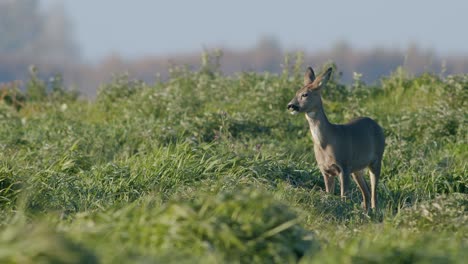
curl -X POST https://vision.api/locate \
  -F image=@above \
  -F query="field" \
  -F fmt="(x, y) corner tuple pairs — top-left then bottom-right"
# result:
(0, 57), (467, 263)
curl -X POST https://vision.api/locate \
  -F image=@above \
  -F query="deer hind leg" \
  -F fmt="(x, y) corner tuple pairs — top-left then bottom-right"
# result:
(368, 160), (382, 210)
(352, 170), (371, 210)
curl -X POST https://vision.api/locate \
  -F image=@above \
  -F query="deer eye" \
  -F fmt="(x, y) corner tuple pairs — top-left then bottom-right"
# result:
(301, 93), (308, 98)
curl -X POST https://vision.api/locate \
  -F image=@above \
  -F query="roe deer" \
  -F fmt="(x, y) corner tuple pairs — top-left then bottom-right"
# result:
(287, 67), (385, 210)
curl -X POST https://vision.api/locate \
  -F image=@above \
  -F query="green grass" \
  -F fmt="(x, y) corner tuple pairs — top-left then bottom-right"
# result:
(0, 59), (467, 263)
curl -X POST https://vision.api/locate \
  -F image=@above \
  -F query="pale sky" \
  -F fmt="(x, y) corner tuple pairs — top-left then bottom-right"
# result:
(42, 0), (468, 62)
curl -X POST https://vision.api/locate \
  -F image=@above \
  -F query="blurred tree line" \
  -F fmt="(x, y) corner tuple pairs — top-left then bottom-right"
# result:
(90, 37), (468, 95)
(0, 0), (78, 82)
(0, 1), (467, 97)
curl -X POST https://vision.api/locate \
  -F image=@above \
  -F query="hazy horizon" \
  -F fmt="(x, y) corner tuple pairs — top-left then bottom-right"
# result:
(41, 0), (468, 62)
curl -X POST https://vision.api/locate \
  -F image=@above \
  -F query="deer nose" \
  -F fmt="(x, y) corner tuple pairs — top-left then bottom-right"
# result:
(287, 103), (298, 111)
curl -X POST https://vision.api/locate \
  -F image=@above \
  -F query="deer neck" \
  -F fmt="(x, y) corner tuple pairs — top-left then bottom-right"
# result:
(305, 100), (333, 147)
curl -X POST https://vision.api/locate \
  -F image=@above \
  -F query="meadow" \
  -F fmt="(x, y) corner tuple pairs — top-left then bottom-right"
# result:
(0, 55), (467, 263)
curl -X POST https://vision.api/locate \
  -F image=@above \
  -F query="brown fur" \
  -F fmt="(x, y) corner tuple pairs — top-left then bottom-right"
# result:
(287, 67), (385, 210)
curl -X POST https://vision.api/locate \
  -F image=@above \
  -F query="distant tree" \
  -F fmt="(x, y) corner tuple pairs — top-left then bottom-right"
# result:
(36, 2), (80, 64)
(251, 36), (282, 72)
(0, 0), (79, 63)
(0, 0), (43, 55)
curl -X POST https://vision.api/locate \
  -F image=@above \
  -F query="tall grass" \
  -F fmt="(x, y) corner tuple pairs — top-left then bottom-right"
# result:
(0, 57), (466, 263)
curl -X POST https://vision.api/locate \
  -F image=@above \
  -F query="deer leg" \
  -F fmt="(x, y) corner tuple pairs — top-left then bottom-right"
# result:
(368, 160), (382, 210)
(352, 170), (371, 210)
(322, 172), (335, 194)
(339, 168), (351, 201)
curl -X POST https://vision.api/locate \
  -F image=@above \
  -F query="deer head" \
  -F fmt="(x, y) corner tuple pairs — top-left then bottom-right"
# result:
(287, 67), (332, 115)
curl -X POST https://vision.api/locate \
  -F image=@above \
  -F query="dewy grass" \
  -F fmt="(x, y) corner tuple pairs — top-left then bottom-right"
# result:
(0, 62), (467, 263)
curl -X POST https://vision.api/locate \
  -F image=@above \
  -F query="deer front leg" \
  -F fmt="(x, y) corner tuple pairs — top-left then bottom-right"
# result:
(322, 173), (335, 194)
(339, 168), (351, 201)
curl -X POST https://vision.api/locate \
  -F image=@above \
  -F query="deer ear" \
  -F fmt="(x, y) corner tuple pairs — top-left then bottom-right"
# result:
(314, 67), (332, 88)
(304, 67), (316, 85)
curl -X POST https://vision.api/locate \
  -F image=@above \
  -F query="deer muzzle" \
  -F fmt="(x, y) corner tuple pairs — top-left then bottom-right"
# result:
(287, 103), (300, 115)
(287, 103), (298, 111)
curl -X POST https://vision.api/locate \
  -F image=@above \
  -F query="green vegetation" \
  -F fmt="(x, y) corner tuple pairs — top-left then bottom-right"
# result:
(0, 57), (467, 263)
